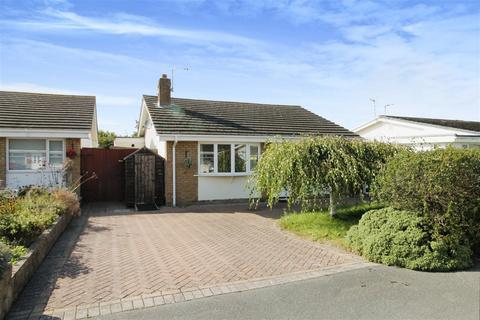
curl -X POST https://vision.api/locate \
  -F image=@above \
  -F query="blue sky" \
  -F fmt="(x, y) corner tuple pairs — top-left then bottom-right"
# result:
(1, 0), (479, 135)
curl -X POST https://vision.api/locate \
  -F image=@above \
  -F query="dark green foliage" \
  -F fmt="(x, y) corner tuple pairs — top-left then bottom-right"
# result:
(334, 202), (386, 222)
(347, 208), (473, 271)
(373, 147), (480, 248)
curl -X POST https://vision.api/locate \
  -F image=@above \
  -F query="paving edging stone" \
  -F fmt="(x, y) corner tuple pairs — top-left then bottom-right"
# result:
(40, 261), (373, 320)
(0, 212), (74, 318)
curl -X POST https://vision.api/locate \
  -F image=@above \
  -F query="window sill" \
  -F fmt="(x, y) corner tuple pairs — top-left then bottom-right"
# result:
(195, 173), (252, 177)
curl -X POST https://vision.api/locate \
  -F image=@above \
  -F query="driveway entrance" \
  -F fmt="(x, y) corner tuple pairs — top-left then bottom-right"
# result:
(9, 203), (365, 319)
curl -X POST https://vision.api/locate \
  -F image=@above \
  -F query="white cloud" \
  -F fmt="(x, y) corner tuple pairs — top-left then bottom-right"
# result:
(2, 9), (259, 46)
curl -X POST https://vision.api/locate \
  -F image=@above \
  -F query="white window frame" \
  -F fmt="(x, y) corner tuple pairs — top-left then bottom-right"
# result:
(199, 143), (215, 174)
(197, 143), (261, 176)
(6, 138), (65, 172)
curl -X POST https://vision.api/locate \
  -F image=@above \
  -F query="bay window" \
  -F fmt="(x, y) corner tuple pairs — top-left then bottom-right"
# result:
(8, 139), (64, 171)
(198, 143), (260, 175)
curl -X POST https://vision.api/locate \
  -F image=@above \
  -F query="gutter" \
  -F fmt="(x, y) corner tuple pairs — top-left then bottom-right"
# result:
(172, 135), (178, 207)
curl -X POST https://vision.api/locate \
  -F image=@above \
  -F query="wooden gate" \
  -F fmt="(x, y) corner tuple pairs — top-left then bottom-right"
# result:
(80, 148), (136, 202)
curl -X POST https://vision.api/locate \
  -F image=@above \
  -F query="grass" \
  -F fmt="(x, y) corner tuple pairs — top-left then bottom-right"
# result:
(279, 202), (384, 247)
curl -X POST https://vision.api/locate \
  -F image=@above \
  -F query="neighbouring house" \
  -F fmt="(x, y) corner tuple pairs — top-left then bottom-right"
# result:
(354, 115), (480, 150)
(0, 91), (98, 189)
(137, 74), (357, 207)
(113, 137), (145, 149)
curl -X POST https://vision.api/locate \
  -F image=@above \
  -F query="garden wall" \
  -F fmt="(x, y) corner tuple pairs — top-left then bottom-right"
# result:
(0, 212), (73, 318)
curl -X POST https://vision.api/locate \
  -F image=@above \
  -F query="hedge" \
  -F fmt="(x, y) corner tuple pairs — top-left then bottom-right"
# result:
(373, 147), (480, 249)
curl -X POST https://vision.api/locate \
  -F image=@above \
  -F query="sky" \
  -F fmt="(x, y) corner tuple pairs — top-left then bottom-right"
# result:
(0, 0), (479, 135)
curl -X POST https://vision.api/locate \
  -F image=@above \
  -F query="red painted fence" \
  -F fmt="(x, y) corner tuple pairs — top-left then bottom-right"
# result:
(80, 148), (136, 202)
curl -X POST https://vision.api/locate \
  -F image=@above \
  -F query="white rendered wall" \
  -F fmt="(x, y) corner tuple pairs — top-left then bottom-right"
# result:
(81, 138), (93, 147)
(356, 119), (480, 150)
(198, 176), (254, 201)
(6, 170), (64, 189)
(113, 137), (145, 148)
(144, 124), (166, 157)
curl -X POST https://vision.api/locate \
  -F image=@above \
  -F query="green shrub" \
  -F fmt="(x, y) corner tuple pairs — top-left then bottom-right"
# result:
(0, 242), (12, 276)
(0, 189), (68, 246)
(347, 208), (473, 271)
(373, 147), (480, 248)
(9, 245), (28, 264)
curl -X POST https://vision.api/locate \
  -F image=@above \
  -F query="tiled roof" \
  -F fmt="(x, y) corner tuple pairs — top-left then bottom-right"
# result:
(385, 116), (480, 133)
(143, 95), (357, 137)
(0, 91), (95, 130)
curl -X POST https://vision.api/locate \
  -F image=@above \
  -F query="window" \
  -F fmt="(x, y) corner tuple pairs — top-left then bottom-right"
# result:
(199, 143), (260, 175)
(217, 144), (231, 173)
(249, 145), (259, 170)
(49, 141), (64, 166)
(199, 144), (214, 173)
(8, 139), (64, 171)
(235, 144), (246, 172)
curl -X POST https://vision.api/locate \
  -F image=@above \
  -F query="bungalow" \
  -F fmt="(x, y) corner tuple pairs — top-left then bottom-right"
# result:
(0, 91), (98, 189)
(355, 115), (480, 150)
(137, 75), (357, 206)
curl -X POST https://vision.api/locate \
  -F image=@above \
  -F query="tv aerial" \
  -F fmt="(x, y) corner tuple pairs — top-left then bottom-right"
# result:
(171, 66), (190, 93)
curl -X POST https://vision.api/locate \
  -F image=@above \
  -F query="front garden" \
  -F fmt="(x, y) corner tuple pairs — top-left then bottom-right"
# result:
(250, 137), (480, 271)
(0, 187), (80, 275)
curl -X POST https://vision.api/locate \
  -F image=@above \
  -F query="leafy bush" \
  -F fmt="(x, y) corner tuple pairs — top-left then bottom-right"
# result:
(373, 147), (480, 248)
(9, 245), (28, 264)
(347, 208), (473, 271)
(0, 242), (12, 276)
(0, 188), (79, 246)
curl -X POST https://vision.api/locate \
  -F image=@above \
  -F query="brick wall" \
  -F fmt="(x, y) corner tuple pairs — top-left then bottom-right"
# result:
(0, 138), (5, 189)
(165, 141), (198, 206)
(65, 138), (81, 192)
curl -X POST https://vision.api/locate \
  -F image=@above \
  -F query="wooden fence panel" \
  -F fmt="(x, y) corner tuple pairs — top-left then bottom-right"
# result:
(80, 148), (136, 202)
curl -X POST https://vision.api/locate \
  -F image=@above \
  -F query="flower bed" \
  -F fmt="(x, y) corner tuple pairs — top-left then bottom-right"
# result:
(0, 187), (80, 318)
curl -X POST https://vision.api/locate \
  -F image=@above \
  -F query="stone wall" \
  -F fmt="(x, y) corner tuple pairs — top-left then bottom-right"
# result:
(0, 138), (5, 189)
(65, 138), (81, 191)
(165, 141), (198, 206)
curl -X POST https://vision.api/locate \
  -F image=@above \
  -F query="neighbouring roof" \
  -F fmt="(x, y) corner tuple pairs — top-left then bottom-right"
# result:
(0, 91), (96, 130)
(384, 115), (480, 133)
(143, 95), (357, 137)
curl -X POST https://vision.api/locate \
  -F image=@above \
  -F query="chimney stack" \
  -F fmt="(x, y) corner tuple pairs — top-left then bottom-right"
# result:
(158, 74), (171, 106)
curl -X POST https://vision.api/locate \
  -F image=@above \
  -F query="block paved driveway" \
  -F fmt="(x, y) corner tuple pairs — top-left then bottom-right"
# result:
(9, 202), (363, 319)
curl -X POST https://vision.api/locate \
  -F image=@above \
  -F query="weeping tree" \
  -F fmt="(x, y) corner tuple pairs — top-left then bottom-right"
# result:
(249, 136), (406, 216)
